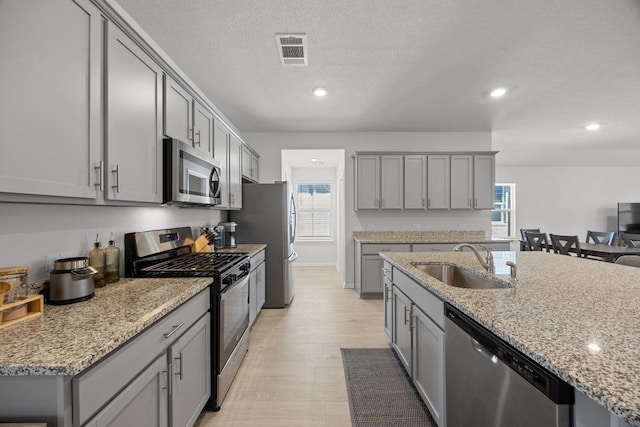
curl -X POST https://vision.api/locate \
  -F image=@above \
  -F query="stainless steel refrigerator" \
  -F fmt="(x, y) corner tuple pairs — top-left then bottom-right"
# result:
(230, 182), (298, 308)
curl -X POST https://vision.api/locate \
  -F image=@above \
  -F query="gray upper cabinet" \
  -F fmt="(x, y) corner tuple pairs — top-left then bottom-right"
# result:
(193, 100), (214, 157)
(0, 0), (102, 199)
(241, 145), (260, 182)
(474, 155), (495, 209)
(163, 76), (193, 144)
(450, 155), (473, 209)
(228, 134), (243, 209)
(404, 155), (427, 209)
(106, 23), (163, 203)
(427, 155), (450, 209)
(356, 155), (380, 210)
(213, 119), (230, 209)
(381, 155), (404, 209)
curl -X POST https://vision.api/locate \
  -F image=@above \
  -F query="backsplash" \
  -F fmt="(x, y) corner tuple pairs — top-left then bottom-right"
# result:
(0, 203), (224, 282)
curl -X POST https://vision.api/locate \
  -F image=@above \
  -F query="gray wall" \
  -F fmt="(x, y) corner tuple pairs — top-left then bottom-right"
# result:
(244, 131), (494, 286)
(0, 203), (223, 281)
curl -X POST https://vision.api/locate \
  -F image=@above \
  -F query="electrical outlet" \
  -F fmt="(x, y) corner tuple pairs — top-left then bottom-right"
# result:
(458, 223), (467, 230)
(412, 224), (421, 230)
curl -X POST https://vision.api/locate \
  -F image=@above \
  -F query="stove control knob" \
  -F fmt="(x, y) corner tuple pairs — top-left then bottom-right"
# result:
(223, 274), (236, 285)
(240, 263), (250, 272)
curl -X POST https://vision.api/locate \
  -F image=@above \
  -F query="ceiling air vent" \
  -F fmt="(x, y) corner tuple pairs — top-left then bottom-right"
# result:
(275, 33), (308, 66)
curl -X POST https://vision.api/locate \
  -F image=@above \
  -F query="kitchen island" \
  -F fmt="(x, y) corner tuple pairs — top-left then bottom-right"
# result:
(353, 230), (511, 297)
(382, 250), (640, 426)
(0, 276), (211, 426)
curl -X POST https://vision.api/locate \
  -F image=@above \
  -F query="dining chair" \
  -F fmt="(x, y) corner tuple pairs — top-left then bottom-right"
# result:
(615, 255), (640, 268)
(520, 228), (541, 251)
(620, 232), (640, 248)
(525, 231), (550, 252)
(585, 230), (615, 245)
(550, 234), (581, 256)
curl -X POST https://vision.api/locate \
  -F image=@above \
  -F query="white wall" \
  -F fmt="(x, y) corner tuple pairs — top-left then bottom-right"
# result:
(0, 203), (223, 281)
(243, 131), (493, 286)
(496, 166), (640, 237)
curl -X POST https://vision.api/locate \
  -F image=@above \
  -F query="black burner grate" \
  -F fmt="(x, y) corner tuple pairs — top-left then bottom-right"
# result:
(140, 252), (246, 277)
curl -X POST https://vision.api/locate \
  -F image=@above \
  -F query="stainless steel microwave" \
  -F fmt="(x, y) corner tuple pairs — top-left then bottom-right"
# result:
(163, 138), (222, 206)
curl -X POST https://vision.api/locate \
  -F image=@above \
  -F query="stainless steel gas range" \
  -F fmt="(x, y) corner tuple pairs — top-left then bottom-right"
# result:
(124, 227), (250, 410)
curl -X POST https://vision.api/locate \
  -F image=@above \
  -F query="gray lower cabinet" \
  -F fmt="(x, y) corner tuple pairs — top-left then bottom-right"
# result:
(355, 243), (411, 298)
(412, 305), (445, 426)
(392, 286), (412, 371)
(74, 289), (210, 427)
(249, 250), (266, 327)
(383, 261), (393, 339)
(86, 355), (168, 427)
(392, 268), (445, 427)
(169, 315), (211, 427)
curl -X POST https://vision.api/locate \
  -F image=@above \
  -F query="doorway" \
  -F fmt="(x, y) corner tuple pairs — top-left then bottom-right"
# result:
(281, 149), (346, 282)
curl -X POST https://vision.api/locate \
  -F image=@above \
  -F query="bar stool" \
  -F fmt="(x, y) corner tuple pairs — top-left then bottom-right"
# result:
(525, 231), (550, 252)
(520, 228), (541, 251)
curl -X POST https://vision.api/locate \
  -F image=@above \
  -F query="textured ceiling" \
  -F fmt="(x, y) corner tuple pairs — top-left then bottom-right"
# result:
(115, 0), (640, 152)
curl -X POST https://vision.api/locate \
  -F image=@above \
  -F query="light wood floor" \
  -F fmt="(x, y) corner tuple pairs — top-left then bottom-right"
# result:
(195, 266), (389, 427)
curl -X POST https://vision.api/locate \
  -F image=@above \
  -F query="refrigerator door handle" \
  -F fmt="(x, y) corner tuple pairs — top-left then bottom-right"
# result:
(289, 250), (299, 262)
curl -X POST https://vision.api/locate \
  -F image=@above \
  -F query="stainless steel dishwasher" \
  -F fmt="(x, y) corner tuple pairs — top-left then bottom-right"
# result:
(445, 304), (574, 427)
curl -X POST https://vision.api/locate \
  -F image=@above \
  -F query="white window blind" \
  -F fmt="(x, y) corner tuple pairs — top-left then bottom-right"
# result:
(296, 183), (332, 240)
(492, 183), (516, 238)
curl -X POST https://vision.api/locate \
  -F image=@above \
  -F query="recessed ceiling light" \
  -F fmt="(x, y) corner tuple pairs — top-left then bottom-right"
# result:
(584, 123), (601, 131)
(312, 87), (327, 97)
(309, 157), (319, 163)
(490, 87), (508, 98)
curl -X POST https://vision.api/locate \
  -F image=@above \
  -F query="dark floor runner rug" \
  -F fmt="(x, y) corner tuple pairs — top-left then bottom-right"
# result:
(341, 348), (436, 427)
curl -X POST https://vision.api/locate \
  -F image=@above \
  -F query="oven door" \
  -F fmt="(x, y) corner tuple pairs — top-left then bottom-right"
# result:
(163, 138), (221, 206)
(217, 274), (249, 372)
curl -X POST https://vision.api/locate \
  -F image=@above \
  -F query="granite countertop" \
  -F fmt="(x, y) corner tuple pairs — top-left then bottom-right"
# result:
(0, 277), (211, 377)
(205, 243), (266, 257)
(353, 230), (509, 244)
(381, 251), (640, 426)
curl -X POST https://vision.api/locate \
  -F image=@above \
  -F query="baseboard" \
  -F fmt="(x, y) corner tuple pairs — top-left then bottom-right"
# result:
(294, 262), (338, 267)
(343, 282), (354, 289)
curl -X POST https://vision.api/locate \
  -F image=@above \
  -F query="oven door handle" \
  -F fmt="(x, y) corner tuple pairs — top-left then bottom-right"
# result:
(220, 274), (249, 296)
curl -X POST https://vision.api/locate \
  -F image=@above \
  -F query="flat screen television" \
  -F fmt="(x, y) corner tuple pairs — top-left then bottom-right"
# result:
(618, 203), (640, 234)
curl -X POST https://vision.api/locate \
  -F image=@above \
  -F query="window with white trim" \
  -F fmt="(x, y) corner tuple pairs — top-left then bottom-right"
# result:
(492, 183), (516, 238)
(296, 183), (332, 240)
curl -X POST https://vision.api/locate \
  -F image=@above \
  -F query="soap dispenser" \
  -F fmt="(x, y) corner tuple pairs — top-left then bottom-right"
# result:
(89, 234), (106, 288)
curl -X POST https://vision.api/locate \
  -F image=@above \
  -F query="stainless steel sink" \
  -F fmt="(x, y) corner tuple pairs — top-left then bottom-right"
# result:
(411, 263), (511, 289)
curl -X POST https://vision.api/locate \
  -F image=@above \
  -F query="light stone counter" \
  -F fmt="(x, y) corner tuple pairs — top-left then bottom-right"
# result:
(353, 230), (502, 243)
(381, 250), (640, 426)
(0, 277), (211, 376)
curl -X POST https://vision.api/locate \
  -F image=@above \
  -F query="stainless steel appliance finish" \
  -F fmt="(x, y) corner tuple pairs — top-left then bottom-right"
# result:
(218, 221), (237, 248)
(230, 182), (298, 308)
(163, 138), (222, 206)
(445, 304), (573, 427)
(48, 257), (96, 305)
(124, 227), (250, 411)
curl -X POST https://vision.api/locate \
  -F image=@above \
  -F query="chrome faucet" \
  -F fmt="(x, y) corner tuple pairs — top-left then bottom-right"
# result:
(453, 243), (495, 274)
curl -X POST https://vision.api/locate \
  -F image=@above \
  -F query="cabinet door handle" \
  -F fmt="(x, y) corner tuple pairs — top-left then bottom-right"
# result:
(381, 199), (385, 208)
(422, 198), (425, 207)
(410, 314), (416, 331)
(404, 306), (410, 325)
(188, 128), (194, 143)
(111, 165), (119, 193)
(384, 286), (392, 302)
(161, 369), (169, 390)
(375, 198), (379, 207)
(94, 161), (104, 192)
(428, 198), (431, 208)
(468, 198), (471, 207)
(195, 130), (201, 146)
(174, 351), (183, 381)
(474, 198), (478, 208)
(163, 322), (184, 339)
